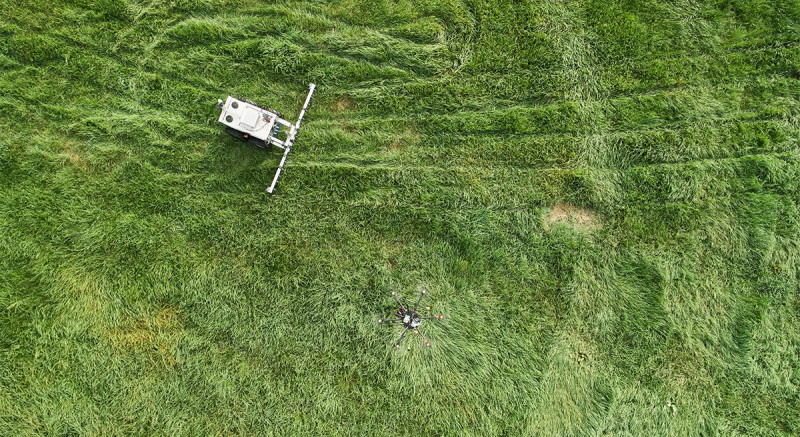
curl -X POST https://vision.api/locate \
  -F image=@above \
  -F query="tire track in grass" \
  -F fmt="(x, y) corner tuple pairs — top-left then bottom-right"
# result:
(43, 6), (351, 103)
(539, 0), (603, 106)
(42, 31), (227, 101)
(318, 107), (798, 139)
(31, 32), (792, 203)
(601, 39), (800, 71)
(232, 1), (457, 80)
(330, 75), (800, 129)
(309, 110), (798, 173)
(156, 17), (446, 79)
(108, 5), (446, 110)
(333, 39), (799, 112)
(284, 150), (798, 197)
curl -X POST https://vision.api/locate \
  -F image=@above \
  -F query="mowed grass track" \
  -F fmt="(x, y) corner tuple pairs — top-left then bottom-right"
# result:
(1, 0), (799, 434)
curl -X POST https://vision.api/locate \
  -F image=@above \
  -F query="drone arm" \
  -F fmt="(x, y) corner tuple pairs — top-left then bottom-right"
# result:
(391, 291), (405, 310)
(416, 328), (431, 347)
(394, 327), (409, 347)
(413, 289), (426, 310)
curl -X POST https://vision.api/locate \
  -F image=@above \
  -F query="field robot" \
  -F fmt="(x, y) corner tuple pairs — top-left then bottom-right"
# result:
(215, 83), (315, 193)
(378, 289), (444, 348)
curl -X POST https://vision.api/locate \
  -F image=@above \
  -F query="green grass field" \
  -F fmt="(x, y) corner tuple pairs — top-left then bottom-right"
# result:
(1, 0), (799, 434)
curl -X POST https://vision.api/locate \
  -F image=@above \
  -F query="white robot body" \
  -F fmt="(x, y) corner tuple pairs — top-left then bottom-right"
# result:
(216, 83), (315, 193)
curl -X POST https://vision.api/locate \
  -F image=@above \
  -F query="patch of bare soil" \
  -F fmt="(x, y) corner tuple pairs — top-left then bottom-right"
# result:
(545, 203), (599, 230)
(107, 307), (184, 367)
(390, 126), (420, 150)
(336, 97), (352, 111)
(63, 141), (88, 170)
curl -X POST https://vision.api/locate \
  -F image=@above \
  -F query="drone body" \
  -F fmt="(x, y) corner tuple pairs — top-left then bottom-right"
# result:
(378, 289), (443, 348)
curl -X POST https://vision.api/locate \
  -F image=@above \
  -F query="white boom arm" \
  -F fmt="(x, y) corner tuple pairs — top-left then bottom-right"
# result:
(267, 83), (315, 194)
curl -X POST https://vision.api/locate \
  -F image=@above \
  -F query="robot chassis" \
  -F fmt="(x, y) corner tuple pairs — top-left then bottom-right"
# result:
(215, 83), (316, 193)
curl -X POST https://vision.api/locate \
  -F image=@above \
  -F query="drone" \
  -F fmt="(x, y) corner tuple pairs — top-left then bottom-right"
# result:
(378, 289), (443, 348)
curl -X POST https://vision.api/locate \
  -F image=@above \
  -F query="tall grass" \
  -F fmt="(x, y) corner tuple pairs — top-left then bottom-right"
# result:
(1, 0), (799, 434)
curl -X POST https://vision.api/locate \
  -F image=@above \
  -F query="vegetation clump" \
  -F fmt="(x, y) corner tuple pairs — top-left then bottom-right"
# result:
(0, 0), (799, 434)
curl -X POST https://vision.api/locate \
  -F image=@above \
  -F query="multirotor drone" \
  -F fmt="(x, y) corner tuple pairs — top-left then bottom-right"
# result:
(378, 289), (443, 348)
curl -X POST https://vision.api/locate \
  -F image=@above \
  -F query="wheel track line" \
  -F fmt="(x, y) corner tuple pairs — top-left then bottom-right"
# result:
(289, 150), (800, 174)
(328, 41), (800, 113)
(150, 4), (448, 78)
(35, 14), (800, 131)
(311, 114), (799, 144)
(319, 75), (800, 123)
